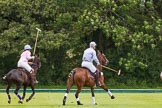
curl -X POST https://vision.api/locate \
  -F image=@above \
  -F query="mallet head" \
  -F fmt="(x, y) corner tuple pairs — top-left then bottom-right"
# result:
(160, 72), (162, 80)
(36, 27), (41, 32)
(118, 69), (121, 76)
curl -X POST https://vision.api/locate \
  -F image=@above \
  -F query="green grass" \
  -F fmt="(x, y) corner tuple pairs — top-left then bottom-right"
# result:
(0, 92), (162, 108)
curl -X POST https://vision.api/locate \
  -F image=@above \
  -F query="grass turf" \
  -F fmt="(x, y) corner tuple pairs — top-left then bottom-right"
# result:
(0, 92), (162, 108)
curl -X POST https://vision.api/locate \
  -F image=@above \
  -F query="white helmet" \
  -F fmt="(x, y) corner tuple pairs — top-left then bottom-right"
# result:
(89, 41), (96, 48)
(24, 44), (32, 50)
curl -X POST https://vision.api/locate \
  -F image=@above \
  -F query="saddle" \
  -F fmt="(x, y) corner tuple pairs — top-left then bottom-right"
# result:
(17, 67), (34, 83)
(17, 67), (27, 73)
(81, 67), (95, 80)
(17, 67), (31, 76)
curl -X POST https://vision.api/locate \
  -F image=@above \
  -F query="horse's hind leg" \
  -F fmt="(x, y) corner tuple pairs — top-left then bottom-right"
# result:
(75, 87), (83, 105)
(14, 84), (23, 104)
(6, 82), (12, 104)
(63, 78), (73, 105)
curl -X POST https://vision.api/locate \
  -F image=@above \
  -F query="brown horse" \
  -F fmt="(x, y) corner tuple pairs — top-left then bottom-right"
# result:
(63, 50), (115, 105)
(2, 55), (41, 104)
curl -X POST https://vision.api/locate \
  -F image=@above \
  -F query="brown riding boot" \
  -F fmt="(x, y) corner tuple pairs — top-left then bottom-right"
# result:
(30, 69), (38, 84)
(34, 77), (39, 84)
(95, 70), (101, 87)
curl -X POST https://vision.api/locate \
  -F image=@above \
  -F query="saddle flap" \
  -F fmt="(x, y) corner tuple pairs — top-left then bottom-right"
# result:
(81, 67), (95, 79)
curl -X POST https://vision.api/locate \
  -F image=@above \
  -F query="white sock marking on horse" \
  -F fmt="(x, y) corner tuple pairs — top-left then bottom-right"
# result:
(108, 90), (113, 97)
(76, 98), (80, 101)
(64, 93), (68, 97)
(92, 96), (96, 105)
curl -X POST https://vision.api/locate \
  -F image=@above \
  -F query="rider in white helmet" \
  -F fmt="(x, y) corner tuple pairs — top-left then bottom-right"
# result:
(17, 44), (38, 83)
(81, 41), (101, 86)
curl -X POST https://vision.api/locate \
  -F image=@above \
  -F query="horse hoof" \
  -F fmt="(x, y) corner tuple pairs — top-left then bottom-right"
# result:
(111, 95), (115, 99)
(78, 103), (83, 105)
(63, 101), (66, 105)
(8, 100), (11, 104)
(77, 102), (83, 105)
(26, 99), (30, 102)
(93, 103), (97, 105)
(18, 100), (23, 104)
(77, 101), (83, 105)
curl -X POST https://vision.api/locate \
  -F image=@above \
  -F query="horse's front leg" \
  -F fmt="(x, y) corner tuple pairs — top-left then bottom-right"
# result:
(26, 84), (35, 102)
(22, 85), (27, 100)
(91, 87), (97, 105)
(100, 85), (115, 99)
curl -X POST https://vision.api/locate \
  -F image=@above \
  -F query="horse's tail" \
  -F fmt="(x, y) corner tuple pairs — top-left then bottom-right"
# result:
(2, 70), (13, 80)
(68, 69), (76, 78)
(2, 73), (10, 80)
(67, 69), (76, 86)
(2, 75), (7, 80)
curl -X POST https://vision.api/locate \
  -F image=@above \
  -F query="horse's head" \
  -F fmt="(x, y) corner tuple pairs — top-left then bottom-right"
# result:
(97, 50), (109, 66)
(32, 55), (41, 69)
(97, 50), (109, 86)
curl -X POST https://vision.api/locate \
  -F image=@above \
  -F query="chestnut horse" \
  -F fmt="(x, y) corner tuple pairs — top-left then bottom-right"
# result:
(63, 50), (115, 105)
(2, 55), (41, 104)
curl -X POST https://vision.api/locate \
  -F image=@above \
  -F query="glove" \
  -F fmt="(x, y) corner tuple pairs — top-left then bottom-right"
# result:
(31, 56), (35, 59)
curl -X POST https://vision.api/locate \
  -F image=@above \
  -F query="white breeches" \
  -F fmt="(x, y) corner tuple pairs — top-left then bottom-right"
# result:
(17, 61), (32, 72)
(81, 61), (97, 73)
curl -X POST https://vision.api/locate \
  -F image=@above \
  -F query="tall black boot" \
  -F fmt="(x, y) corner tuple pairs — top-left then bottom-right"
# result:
(95, 70), (100, 87)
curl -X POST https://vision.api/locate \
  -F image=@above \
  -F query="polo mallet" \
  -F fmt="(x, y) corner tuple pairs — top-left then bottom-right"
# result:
(33, 28), (41, 55)
(102, 65), (121, 76)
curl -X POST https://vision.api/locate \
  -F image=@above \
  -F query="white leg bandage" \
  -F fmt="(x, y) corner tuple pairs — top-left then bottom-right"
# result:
(92, 96), (96, 105)
(76, 98), (80, 101)
(108, 90), (113, 97)
(64, 93), (68, 97)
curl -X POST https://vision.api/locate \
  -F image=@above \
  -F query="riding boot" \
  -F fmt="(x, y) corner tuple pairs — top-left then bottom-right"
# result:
(95, 70), (101, 87)
(34, 76), (39, 84)
(30, 69), (36, 84)
(32, 74), (38, 84)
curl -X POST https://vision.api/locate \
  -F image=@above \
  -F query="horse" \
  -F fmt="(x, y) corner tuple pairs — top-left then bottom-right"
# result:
(63, 50), (115, 105)
(2, 55), (41, 104)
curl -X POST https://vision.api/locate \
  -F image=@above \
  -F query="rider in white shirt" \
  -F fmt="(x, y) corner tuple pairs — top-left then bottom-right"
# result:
(81, 41), (101, 86)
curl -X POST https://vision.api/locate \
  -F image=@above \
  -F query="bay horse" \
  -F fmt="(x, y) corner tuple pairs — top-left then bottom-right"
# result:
(63, 50), (115, 105)
(2, 55), (41, 104)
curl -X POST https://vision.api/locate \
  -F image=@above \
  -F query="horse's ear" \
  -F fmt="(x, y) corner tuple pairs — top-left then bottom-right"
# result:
(97, 50), (103, 54)
(37, 54), (39, 57)
(34, 54), (38, 58)
(97, 50), (101, 54)
(100, 50), (103, 54)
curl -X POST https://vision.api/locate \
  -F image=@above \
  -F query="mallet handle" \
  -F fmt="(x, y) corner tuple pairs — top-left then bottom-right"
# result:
(33, 28), (41, 55)
(102, 65), (118, 73)
(101, 65), (121, 75)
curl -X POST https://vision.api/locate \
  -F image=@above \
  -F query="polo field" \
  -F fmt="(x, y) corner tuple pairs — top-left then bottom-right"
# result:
(0, 89), (162, 108)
